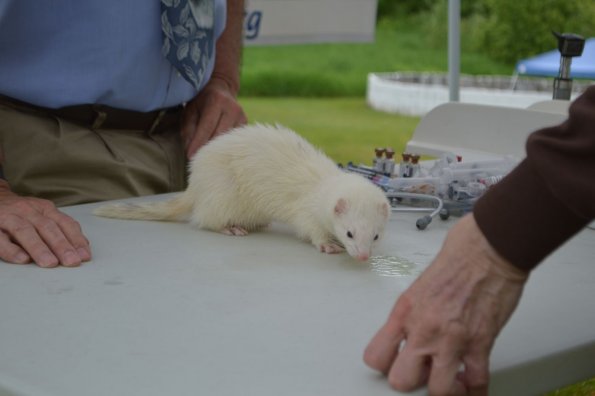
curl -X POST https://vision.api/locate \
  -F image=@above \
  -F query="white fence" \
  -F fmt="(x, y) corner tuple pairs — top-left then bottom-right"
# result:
(366, 72), (593, 116)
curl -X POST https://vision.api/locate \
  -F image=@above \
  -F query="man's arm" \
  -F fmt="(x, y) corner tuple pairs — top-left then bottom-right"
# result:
(210, 0), (244, 96)
(474, 85), (595, 271)
(182, 0), (248, 159)
(364, 86), (595, 395)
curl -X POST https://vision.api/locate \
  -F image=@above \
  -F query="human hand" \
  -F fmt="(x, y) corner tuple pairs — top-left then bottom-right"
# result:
(0, 193), (92, 268)
(363, 214), (529, 395)
(181, 76), (247, 159)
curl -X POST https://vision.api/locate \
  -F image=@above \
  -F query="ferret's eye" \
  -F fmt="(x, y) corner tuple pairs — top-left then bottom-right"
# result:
(374, 234), (379, 241)
(347, 231), (353, 239)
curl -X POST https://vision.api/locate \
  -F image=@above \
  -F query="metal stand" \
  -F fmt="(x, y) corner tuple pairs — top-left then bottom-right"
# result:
(552, 31), (585, 100)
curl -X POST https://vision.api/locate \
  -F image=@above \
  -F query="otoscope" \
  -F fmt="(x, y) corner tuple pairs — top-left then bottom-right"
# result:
(552, 31), (585, 100)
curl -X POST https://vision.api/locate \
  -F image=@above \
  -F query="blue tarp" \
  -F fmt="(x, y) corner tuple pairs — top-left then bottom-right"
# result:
(515, 38), (595, 79)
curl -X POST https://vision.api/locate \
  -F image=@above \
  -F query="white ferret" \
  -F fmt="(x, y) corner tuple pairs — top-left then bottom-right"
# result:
(94, 124), (390, 261)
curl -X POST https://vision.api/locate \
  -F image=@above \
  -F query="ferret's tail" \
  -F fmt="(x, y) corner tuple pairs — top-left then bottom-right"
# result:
(93, 194), (192, 222)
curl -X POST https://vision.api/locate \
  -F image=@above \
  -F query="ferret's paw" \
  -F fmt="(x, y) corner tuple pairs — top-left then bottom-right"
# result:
(221, 226), (249, 236)
(318, 243), (345, 254)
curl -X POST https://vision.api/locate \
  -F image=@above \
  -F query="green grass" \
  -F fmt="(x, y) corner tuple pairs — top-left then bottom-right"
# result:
(240, 17), (514, 97)
(239, 97), (420, 166)
(547, 378), (595, 396)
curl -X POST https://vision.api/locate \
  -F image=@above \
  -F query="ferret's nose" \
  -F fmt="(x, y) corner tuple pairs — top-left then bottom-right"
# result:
(356, 253), (370, 262)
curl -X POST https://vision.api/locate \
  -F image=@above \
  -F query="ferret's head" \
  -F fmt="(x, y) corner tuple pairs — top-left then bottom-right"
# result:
(331, 193), (390, 262)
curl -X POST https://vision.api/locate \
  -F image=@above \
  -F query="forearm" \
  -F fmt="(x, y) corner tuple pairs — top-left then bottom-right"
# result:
(474, 86), (595, 271)
(181, 0), (247, 157)
(211, 0), (244, 96)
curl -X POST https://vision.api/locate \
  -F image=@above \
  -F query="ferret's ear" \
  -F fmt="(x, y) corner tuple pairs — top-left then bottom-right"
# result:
(379, 202), (390, 218)
(334, 198), (349, 216)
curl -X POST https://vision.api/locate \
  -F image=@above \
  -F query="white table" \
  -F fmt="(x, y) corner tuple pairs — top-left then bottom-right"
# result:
(0, 195), (593, 396)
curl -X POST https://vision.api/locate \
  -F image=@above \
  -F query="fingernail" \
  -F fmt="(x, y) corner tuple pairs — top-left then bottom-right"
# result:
(63, 250), (81, 267)
(39, 252), (58, 268)
(14, 252), (30, 264)
(77, 247), (92, 261)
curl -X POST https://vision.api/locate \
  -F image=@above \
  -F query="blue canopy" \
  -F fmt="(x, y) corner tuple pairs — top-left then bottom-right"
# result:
(515, 38), (595, 79)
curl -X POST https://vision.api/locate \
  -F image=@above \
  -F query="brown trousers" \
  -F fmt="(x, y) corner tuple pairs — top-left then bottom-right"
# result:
(0, 101), (188, 207)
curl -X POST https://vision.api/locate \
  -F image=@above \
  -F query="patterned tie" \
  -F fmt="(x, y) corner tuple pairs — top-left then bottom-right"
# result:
(161, 0), (214, 90)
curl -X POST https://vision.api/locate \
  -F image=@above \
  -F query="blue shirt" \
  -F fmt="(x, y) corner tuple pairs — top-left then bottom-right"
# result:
(0, 1), (226, 111)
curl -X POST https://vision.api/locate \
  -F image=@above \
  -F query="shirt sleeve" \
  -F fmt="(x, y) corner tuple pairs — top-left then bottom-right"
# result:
(473, 85), (595, 272)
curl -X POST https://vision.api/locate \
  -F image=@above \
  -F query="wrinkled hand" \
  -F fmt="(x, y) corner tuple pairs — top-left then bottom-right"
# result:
(364, 214), (529, 395)
(0, 194), (92, 268)
(181, 76), (247, 159)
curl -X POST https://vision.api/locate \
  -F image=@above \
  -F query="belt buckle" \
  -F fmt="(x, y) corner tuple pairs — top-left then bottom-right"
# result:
(148, 109), (168, 134)
(91, 108), (107, 129)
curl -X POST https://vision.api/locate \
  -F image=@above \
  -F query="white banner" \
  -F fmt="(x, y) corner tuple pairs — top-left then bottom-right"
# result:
(243, 0), (378, 45)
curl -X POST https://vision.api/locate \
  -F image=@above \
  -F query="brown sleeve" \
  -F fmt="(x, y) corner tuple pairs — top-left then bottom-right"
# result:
(473, 85), (595, 272)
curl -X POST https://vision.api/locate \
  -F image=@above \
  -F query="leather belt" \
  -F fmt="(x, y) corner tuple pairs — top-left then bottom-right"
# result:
(0, 94), (183, 132)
